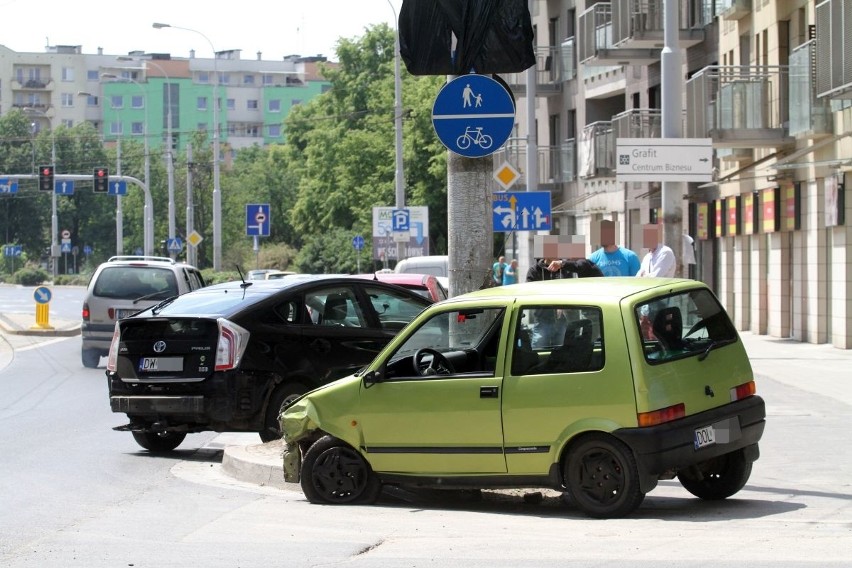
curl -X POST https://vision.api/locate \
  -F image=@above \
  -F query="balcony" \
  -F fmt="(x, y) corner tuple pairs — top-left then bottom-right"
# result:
(502, 46), (565, 97)
(612, 0), (708, 50)
(11, 77), (53, 90)
(716, 0), (751, 21)
(789, 40), (833, 139)
(612, 108), (662, 139)
(494, 139), (569, 190)
(578, 121), (616, 179)
(686, 66), (793, 149)
(815, 0), (852, 99)
(579, 3), (668, 66)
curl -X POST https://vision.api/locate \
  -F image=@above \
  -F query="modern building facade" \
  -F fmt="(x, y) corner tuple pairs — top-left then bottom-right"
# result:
(0, 43), (333, 158)
(504, 0), (851, 348)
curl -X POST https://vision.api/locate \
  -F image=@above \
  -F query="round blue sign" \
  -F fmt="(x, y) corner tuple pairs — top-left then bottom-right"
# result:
(33, 286), (52, 304)
(352, 235), (365, 251)
(432, 74), (515, 158)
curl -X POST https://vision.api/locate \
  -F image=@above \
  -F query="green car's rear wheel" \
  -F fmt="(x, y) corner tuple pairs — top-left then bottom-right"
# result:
(678, 449), (752, 500)
(300, 435), (381, 505)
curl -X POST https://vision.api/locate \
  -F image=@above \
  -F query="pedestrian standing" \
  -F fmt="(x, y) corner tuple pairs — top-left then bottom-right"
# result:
(492, 256), (507, 286)
(636, 225), (676, 277)
(502, 259), (518, 285)
(588, 220), (640, 276)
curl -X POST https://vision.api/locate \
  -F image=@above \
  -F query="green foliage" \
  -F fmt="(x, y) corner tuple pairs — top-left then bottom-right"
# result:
(200, 269), (241, 285)
(14, 266), (49, 286)
(255, 242), (299, 271)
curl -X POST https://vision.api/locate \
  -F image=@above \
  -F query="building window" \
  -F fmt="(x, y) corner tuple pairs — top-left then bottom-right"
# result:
(219, 72), (230, 85)
(61, 67), (74, 81)
(227, 99), (235, 110)
(197, 122), (208, 133)
(263, 74), (274, 85)
(87, 70), (99, 81)
(110, 121), (123, 135)
(131, 122), (144, 135)
(291, 99), (303, 107)
(247, 126), (259, 137)
(247, 99), (259, 110)
(85, 95), (99, 107)
(131, 95), (144, 109)
(62, 119), (74, 128)
(268, 124), (281, 137)
(268, 99), (281, 112)
(197, 96), (208, 111)
(111, 95), (124, 109)
(61, 93), (75, 107)
(199, 71), (209, 84)
(243, 74), (255, 85)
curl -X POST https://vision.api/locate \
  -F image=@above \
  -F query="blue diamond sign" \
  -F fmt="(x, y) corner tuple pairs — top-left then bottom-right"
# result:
(432, 74), (515, 158)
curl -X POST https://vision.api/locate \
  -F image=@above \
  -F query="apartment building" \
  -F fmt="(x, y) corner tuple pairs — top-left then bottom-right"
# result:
(504, 0), (851, 348)
(0, 44), (333, 158)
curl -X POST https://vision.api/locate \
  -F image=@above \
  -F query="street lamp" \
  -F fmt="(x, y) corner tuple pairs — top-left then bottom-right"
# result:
(153, 22), (222, 271)
(102, 73), (154, 256)
(119, 57), (177, 257)
(24, 107), (58, 277)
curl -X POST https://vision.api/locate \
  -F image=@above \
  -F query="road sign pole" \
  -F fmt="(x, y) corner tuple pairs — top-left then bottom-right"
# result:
(662, 0), (685, 276)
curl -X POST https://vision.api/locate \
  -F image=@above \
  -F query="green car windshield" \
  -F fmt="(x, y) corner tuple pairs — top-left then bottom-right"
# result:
(391, 307), (505, 360)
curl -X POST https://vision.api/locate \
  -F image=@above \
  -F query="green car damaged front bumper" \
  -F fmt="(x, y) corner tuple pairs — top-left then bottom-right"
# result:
(279, 397), (320, 483)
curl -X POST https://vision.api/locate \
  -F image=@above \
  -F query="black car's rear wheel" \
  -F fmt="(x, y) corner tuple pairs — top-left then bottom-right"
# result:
(678, 449), (752, 500)
(564, 433), (644, 518)
(300, 435), (381, 505)
(260, 383), (308, 443)
(131, 431), (186, 452)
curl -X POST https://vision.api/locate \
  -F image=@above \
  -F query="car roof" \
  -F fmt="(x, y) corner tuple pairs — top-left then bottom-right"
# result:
(444, 277), (701, 303)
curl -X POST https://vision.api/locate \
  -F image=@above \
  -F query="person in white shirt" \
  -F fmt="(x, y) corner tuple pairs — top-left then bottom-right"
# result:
(636, 224), (676, 277)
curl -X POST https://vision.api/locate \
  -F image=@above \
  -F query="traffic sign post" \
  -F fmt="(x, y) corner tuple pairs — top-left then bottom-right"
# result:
(246, 204), (271, 237)
(352, 235), (365, 273)
(432, 74), (515, 158)
(492, 191), (552, 232)
(32, 286), (54, 330)
(616, 138), (713, 183)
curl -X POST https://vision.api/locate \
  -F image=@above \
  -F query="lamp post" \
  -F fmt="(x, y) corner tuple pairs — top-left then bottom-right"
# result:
(119, 58), (177, 257)
(25, 108), (58, 277)
(386, 1), (406, 266)
(153, 22), (221, 271)
(79, 90), (123, 255)
(102, 73), (154, 256)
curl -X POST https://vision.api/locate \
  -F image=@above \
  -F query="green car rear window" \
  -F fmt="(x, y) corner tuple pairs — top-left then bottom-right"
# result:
(636, 288), (738, 363)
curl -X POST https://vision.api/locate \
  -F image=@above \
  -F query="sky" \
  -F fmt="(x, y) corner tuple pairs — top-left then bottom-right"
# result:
(0, 0), (402, 62)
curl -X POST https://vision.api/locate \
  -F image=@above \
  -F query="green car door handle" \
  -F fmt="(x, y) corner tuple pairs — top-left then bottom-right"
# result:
(480, 386), (499, 398)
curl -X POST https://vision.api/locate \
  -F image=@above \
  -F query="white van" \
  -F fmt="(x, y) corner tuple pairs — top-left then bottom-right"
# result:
(395, 255), (449, 290)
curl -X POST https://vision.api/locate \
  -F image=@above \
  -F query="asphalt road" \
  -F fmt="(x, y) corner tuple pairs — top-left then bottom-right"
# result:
(0, 284), (850, 567)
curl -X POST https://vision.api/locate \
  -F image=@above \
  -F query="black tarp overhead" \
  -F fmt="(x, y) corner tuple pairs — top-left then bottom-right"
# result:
(399, 0), (535, 75)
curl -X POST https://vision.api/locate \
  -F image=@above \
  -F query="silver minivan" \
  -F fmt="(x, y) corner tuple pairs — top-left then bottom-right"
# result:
(394, 255), (448, 290)
(81, 256), (205, 368)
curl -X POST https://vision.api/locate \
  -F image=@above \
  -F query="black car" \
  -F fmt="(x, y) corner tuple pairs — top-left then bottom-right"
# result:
(105, 275), (433, 452)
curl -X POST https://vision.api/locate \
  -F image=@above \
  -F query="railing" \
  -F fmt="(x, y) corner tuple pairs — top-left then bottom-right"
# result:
(562, 140), (577, 182)
(501, 46), (565, 91)
(789, 40), (833, 137)
(715, 0), (751, 20)
(495, 139), (569, 186)
(561, 37), (577, 81)
(612, 108), (662, 139)
(578, 122), (615, 179)
(12, 77), (52, 89)
(686, 65), (789, 143)
(578, 3), (614, 64)
(612, 0), (709, 46)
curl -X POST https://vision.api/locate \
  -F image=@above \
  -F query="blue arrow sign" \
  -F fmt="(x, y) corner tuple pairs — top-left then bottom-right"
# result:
(246, 203), (270, 237)
(55, 180), (75, 195)
(432, 74), (515, 158)
(108, 181), (127, 196)
(33, 286), (52, 304)
(167, 238), (183, 253)
(492, 191), (552, 232)
(352, 235), (365, 251)
(0, 178), (19, 194)
(83, 245), (93, 256)
(3, 245), (22, 257)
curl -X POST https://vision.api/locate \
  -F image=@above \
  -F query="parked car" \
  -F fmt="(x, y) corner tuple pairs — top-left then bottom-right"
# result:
(105, 275), (433, 452)
(265, 270), (297, 280)
(394, 255), (449, 291)
(354, 272), (448, 302)
(246, 269), (277, 280)
(280, 278), (766, 518)
(82, 256), (205, 368)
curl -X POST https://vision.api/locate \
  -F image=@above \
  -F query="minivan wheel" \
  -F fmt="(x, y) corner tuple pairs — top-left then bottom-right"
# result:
(564, 433), (644, 518)
(131, 431), (186, 452)
(678, 449), (752, 500)
(259, 383), (308, 443)
(300, 435), (381, 505)
(82, 349), (101, 368)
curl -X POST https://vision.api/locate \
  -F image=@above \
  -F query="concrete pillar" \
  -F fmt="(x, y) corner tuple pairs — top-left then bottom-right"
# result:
(766, 231), (791, 338)
(830, 171), (851, 348)
(718, 237), (736, 320)
(749, 234), (768, 334)
(803, 180), (828, 343)
(733, 235), (750, 330)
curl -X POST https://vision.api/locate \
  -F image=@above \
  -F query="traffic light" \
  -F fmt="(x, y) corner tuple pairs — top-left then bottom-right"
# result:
(38, 165), (54, 192)
(93, 167), (109, 193)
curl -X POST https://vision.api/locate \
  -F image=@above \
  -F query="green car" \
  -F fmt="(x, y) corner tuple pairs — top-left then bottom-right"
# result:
(280, 278), (766, 518)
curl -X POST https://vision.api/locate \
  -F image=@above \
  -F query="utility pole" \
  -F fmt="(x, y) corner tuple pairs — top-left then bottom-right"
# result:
(661, 0), (685, 275)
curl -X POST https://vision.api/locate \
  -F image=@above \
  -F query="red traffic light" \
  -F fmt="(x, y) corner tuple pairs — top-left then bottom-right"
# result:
(42, 167), (53, 176)
(93, 167), (110, 193)
(96, 169), (107, 177)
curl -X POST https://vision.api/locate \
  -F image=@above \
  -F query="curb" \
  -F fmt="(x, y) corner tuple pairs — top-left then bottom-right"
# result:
(221, 440), (293, 489)
(0, 313), (81, 337)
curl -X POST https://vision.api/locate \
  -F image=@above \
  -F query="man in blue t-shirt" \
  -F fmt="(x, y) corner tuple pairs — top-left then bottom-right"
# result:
(588, 221), (640, 277)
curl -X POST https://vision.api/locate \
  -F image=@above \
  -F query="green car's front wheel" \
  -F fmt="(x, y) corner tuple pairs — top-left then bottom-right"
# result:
(300, 435), (381, 505)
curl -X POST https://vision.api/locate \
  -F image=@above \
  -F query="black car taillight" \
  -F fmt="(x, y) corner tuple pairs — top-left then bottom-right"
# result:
(215, 318), (250, 371)
(106, 323), (121, 372)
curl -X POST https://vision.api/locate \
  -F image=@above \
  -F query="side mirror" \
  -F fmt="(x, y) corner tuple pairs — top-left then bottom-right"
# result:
(363, 368), (383, 386)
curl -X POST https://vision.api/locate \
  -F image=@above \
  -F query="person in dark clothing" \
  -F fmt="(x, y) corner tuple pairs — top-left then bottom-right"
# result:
(525, 257), (603, 347)
(525, 257), (603, 282)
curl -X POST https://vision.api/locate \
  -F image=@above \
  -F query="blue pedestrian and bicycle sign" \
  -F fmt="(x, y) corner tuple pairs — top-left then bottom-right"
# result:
(352, 235), (365, 251)
(246, 204), (271, 237)
(432, 74), (515, 158)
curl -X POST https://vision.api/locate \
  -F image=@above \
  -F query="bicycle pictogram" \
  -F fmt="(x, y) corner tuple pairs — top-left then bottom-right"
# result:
(456, 127), (493, 151)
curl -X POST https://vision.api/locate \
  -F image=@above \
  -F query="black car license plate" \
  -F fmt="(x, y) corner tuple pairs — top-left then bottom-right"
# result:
(138, 357), (183, 372)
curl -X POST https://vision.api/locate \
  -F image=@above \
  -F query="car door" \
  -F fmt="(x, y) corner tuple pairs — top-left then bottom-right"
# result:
(357, 305), (508, 475)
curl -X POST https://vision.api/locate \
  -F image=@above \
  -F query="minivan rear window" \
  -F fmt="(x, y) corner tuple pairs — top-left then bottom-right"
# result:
(93, 267), (179, 300)
(635, 288), (738, 363)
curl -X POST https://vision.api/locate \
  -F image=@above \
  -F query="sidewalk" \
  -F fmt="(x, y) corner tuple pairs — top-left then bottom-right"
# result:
(213, 330), (852, 491)
(0, 312), (81, 337)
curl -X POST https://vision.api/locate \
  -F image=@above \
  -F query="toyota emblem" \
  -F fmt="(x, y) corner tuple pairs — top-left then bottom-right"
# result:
(153, 341), (167, 353)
